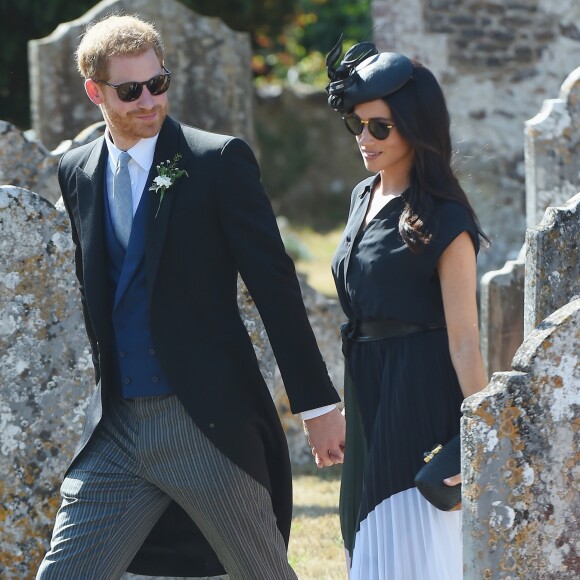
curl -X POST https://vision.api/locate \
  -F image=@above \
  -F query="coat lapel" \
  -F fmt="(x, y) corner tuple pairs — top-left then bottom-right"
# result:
(75, 138), (111, 341)
(144, 117), (185, 306)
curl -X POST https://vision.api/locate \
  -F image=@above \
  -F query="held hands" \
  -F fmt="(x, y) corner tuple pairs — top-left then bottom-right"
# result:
(444, 473), (462, 511)
(303, 407), (346, 468)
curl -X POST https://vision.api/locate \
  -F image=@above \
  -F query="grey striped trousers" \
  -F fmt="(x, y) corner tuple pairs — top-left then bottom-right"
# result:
(36, 393), (297, 580)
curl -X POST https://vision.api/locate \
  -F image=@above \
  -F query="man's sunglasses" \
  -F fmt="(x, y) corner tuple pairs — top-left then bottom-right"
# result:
(93, 66), (172, 102)
(343, 113), (394, 140)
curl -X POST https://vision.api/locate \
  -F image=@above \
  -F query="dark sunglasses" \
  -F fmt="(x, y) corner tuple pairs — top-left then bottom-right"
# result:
(343, 113), (394, 140)
(93, 66), (171, 102)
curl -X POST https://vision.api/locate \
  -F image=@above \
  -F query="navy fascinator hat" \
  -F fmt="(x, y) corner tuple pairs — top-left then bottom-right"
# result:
(326, 36), (414, 114)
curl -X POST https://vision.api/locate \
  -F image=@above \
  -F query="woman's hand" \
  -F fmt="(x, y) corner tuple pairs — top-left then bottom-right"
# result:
(444, 473), (462, 511)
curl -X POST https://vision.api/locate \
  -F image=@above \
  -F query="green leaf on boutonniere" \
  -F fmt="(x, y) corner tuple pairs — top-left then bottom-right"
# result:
(149, 153), (189, 218)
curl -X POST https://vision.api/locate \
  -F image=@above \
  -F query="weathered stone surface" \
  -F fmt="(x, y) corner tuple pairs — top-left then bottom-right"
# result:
(0, 122), (60, 204)
(236, 276), (275, 393)
(524, 192), (580, 335)
(0, 121), (107, 205)
(525, 66), (580, 227)
(461, 297), (580, 579)
(28, 0), (254, 151)
(0, 186), (93, 577)
(480, 255), (525, 375)
(372, 0), (580, 273)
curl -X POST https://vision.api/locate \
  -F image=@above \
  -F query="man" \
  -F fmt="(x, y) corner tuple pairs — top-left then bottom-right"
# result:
(37, 14), (345, 579)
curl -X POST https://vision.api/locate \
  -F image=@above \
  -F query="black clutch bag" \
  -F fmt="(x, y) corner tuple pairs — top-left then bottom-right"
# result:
(414, 433), (461, 511)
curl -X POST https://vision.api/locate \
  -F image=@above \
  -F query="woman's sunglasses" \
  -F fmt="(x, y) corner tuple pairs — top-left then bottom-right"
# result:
(93, 66), (172, 102)
(343, 113), (394, 140)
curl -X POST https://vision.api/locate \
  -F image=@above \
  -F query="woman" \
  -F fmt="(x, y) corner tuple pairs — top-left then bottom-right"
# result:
(326, 41), (489, 579)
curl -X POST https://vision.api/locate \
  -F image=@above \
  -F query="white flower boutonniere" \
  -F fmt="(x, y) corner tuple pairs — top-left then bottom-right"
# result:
(149, 153), (189, 218)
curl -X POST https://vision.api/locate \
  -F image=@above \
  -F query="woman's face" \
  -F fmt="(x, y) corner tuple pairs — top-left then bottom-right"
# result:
(352, 99), (414, 178)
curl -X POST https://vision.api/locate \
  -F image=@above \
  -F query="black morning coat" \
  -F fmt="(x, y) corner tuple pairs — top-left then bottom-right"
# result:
(57, 116), (340, 577)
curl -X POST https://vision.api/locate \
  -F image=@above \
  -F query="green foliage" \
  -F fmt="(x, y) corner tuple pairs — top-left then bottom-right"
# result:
(294, 0), (373, 54)
(253, 0), (373, 88)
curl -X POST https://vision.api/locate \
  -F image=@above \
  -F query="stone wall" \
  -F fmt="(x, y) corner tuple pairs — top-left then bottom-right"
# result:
(462, 297), (580, 578)
(372, 0), (580, 273)
(28, 0), (254, 151)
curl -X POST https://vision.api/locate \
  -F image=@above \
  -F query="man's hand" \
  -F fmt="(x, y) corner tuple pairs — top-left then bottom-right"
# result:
(303, 407), (346, 468)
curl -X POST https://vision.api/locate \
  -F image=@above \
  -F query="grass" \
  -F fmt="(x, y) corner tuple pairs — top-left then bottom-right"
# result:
(290, 226), (344, 298)
(289, 466), (346, 579)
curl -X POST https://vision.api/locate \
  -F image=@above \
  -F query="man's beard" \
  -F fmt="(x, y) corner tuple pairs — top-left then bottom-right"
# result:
(102, 100), (168, 143)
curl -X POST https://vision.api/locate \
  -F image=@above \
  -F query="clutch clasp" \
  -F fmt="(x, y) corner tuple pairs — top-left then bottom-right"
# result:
(423, 444), (443, 463)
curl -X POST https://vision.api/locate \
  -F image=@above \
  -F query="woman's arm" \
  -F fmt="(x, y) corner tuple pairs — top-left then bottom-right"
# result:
(438, 231), (488, 398)
(438, 231), (488, 500)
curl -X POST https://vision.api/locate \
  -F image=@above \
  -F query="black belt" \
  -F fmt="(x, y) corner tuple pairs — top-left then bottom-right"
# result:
(341, 319), (446, 342)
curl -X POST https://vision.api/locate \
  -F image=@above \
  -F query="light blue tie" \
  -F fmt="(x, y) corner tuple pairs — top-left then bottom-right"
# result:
(112, 151), (133, 248)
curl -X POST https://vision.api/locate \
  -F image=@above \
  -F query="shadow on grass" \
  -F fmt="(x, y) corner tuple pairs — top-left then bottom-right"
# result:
(292, 504), (339, 517)
(292, 463), (343, 481)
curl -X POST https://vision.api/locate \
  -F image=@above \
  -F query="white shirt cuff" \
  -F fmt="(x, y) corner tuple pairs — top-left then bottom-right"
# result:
(300, 404), (337, 421)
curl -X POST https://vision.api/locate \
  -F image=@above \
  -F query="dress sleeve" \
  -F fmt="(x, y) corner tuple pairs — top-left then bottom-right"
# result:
(429, 201), (480, 260)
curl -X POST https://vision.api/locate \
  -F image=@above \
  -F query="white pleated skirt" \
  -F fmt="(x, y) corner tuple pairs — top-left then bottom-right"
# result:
(348, 487), (462, 580)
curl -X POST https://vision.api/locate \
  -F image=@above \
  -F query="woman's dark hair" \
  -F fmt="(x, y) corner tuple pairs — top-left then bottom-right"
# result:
(383, 62), (489, 252)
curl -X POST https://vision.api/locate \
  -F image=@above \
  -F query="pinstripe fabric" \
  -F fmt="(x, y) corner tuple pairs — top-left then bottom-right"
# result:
(37, 394), (297, 580)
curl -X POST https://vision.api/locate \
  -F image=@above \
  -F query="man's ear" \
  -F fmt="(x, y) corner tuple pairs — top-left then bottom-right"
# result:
(85, 79), (104, 105)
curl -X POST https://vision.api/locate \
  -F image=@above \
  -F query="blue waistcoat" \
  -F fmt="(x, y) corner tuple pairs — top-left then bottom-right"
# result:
(104, 187), (173, 398)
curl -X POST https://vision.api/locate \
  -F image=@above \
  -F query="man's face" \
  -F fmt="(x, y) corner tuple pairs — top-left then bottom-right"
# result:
(86, 48), (169, 150)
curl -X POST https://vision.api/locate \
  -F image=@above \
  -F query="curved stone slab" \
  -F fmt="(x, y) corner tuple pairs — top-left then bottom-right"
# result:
(524, 192), (580, 335)
(0, 122), (60, 204)
(0, 186), (93, 576)
(525, 66), (580, 228)
(462, 298), (580, 578)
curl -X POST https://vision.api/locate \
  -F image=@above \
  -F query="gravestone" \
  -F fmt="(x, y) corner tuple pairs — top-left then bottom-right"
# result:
(525, 66), (580, 228)
(0, 186), (93, 577)
(0, 121), (106, 205)
(479, 256), (525, 377)
(524, 192), (580, 336)
(0, 122), (60, 204)
(479, 65), (580, 374)
(28, 0), (254, 151)
(462, 297), (580, 579)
